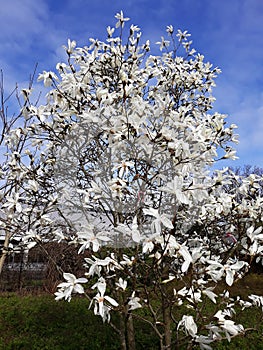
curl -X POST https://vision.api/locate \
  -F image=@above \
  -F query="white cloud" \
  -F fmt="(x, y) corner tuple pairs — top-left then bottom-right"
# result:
(0, 0), (48, 41)
(0, 0), (64, 90)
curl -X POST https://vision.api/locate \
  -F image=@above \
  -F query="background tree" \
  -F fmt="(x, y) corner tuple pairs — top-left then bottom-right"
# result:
(0, 70), (39, 273)
(0, 68), (65, 275)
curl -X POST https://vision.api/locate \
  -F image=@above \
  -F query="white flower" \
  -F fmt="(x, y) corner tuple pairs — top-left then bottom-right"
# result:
(194, 335), (213, 350)
(130, 24), (140, 34)
(77, 225), (111, 253)
(142, 237), (155, 254)
(205, 259), (247, 286)
(3, 193), (22, 213)
(203, 288), (218, 304)
(116, 278), (127, 291)
(22, 229), (41, 249)
(64, 39), (76, 55)
(120, 254), (135, 266)
(166, 25), (174, 35)
(143, 207), (173, 234)
(214, 311), (244, 341)
(113, 161), (134, 178)
(116, 217), (141, 243)
(128, 292), (142, 311)
(96, 87), (109, 101)
(221, 320), (244, 340)
(160, 177), (190, 204)
(223, 149), (238, 160)
(238, 299), (252, 310)
(178, 315), (198, 338)
(27, 180), (39, 192)
(131, 216), (141, 243)
(225, 261), (247, 286)
(179, 245), (193, 273)
(156, 36), (170, 51)
(90, 277), (119, 322)
(247, 226), (263, 242)
(29, 105), (50, 122)
(56, 62), (67, 73)
(85, 255), (122, 277)
(162, 275), (176, 284)
(115, 11), (130, 28)
(87, 180), (102, 200)
(108, 178), (127, 198)
(248, 294), (263, 311)
(55, 273), (87, 302)
(106, 26), (115, 37)
(21, 88), (32, 101)
(176, 29), (191, 41)
(54, 230), (65, 243)
(37, 71), (58, 87)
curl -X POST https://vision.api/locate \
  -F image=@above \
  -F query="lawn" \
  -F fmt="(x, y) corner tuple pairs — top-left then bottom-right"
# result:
(0, 274), (263, 349)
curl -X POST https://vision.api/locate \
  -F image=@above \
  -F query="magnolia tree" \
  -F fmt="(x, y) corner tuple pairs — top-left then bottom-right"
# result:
(2, 11), (263, 350)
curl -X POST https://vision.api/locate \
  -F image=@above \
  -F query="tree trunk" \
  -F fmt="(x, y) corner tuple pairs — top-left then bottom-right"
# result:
(163, 299), (172, 350)
(0, 233), (10, 275)
(119, 312), (127, 350)
(126, 313), (136, 350)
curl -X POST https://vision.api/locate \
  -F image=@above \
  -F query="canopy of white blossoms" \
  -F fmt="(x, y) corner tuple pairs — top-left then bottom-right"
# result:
(22, 11), (240, 248)
(1, 11), (263, 350)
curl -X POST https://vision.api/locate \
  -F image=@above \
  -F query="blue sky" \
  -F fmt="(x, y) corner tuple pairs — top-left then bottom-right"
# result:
(1, 0), (263, 169)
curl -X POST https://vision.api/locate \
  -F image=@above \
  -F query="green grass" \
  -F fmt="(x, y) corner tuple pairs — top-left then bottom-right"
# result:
(0, 273), (263, 349)
(0, 294), (162, 350)
(0, 294), (121, 350)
